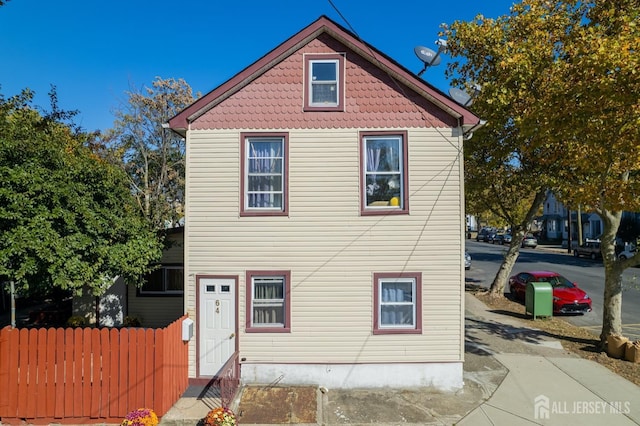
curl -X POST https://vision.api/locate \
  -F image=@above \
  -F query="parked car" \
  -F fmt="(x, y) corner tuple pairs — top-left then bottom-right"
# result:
(492, 233), (512, 245)
(476, 229), (489, 242)
(486, 233), (498, 243)
(573, 241), (601, 260)
(508, 270), (592, 314)
(521, 234), (538, 248)
(465, 251), (471, 270)
(617, 246), (637, 260)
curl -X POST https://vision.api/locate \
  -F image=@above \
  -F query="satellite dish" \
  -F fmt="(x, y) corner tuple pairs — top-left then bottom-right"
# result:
(449, 87), (473, 106)
(414, 46), (442, 67)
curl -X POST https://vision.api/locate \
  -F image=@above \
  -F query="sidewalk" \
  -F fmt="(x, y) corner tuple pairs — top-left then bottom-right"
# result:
(160, 290), (640, 425)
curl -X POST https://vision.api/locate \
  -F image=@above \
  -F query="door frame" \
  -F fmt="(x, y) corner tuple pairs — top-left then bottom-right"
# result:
(195, 274), (239, 378)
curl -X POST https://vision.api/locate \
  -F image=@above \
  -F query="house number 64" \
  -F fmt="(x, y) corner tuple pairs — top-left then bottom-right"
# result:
(215, 299), (220, 313)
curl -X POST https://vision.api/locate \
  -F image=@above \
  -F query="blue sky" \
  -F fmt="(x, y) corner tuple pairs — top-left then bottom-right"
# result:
(0, 0), (515, 132)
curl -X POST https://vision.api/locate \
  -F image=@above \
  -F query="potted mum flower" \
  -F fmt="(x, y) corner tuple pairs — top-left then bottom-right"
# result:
(203, 406), (237, 426)
(121, 408), (159, 426)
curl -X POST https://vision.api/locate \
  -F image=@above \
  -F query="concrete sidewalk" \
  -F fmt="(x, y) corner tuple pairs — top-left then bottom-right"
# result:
(160, 292), (640, 425)
(459, 294), (640, 425)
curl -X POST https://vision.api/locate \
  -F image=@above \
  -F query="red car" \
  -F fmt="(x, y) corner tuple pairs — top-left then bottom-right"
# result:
(508, 270), (592, 314)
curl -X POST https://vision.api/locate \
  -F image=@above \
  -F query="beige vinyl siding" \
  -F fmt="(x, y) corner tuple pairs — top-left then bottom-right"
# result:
(186, 127), (464, 367)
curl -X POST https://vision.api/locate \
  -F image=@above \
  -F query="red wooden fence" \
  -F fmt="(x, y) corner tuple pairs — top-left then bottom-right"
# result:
(0, 316), (189, 424)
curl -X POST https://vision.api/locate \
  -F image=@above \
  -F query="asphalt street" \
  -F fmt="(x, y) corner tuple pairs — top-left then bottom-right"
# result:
(465, 239), (640, 341)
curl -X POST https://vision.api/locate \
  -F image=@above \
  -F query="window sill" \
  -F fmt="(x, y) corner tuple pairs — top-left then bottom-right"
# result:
(303, 105), (343, 112)
(373, 328), (422, 335)
(246, 326), (291, 333)
(361, 208), (409, 216)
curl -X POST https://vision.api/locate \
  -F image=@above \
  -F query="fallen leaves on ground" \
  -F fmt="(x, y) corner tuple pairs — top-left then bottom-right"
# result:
(471, 287), (640, 387)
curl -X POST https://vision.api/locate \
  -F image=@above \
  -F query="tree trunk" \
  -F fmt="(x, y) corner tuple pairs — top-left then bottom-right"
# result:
(489, 189), (546, 297)
(599, 209), (624, 347)
(601, 262), (624, 344)
(489, 241), (521, 297)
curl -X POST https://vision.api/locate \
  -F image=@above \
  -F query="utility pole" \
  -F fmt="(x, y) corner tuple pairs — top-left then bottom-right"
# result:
(577, 205), (583, 246)
(567, 206), (572, 254)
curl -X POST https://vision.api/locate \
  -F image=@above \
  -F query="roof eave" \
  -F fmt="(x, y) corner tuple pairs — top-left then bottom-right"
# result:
(168, 15), (481, 131)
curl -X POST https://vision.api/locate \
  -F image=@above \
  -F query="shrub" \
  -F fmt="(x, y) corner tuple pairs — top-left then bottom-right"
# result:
(66, 315), (86, 327)
(203, 407), (237, 426)
(121, 408), (158, 426)
(123, 316), (142, 327)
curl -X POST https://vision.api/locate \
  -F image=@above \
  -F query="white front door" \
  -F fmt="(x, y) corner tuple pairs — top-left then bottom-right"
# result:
(198, 277), (236, 376)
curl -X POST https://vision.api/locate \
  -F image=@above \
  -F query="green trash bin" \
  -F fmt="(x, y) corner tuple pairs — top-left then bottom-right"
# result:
(525, 282), (553, 319)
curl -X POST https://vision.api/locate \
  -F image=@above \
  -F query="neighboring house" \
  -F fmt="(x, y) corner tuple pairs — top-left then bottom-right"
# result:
(126, 227), (184, 328)
(466, 214), (478, 232)
(168, 16), (481, 391)
(72, 227), (184, 327)
(540, 191), (602, 243)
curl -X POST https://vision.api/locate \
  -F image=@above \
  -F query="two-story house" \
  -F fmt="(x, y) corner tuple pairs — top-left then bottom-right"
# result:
(168, 15), (482, 391)
(540, 191), (603, 244)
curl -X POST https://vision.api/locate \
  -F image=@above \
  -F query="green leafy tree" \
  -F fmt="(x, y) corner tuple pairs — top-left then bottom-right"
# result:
(103, 77), (199, 230)
(0, 88), (163, 298)
(446, 0), (640, 344)
(533, 0), (640, 344)
(443, 0), (585, 296)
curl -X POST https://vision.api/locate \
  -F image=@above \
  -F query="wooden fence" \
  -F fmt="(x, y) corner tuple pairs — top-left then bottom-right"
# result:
(0, 316), (189, 424)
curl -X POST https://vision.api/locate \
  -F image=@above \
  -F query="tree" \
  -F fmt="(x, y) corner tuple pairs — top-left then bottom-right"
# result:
(446, 0), (640, 345)
(103, 77), (199, 230)
(443, 0), (585, 296)
(0, 88), (163, 298)
(532, 0), (640, 344)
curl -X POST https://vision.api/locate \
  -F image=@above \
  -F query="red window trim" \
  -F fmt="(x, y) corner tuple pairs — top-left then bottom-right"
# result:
(245, 270), (291, 333)
(373, 272), (422, 335)
(303, 53), (345, 112)
(359, 130), (410, 216)
(240, 132), (289, 217)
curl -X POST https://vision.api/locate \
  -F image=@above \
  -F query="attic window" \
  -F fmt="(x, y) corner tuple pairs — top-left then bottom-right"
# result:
(304, 54), (344, 111)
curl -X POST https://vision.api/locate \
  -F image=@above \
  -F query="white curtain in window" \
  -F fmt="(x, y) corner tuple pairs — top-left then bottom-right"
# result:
(247, 140), (282, 208)
(253, 277), (284, 325)
(380, 281), (414, 326)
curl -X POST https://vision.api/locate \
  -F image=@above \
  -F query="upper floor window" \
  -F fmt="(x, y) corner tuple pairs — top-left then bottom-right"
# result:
(241, 133), (288, 216)
(373, 272), (422, 334)
(304, 54), (345, 111)
(139, 265), (184, 296)
(360, 131), (409, 215)
(246, 270), (291, 333)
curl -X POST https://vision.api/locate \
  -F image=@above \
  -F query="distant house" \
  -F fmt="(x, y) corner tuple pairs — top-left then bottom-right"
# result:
(126, 227), (184, 327)
(168, 16), (482, 391)
(540, 191), (602, 243)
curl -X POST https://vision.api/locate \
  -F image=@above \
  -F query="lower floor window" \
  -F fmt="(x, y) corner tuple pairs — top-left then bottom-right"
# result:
(253, 277), (285, 326)
(381, 281), (415, 326)
(373, 273), (422, 334)
(246, 270), (291, 332)
(139, 265), (184, 295)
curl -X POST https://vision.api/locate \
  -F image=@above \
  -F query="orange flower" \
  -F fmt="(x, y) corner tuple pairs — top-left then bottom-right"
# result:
(121, 408), (158, 426)
(204, 407), (236, 426)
